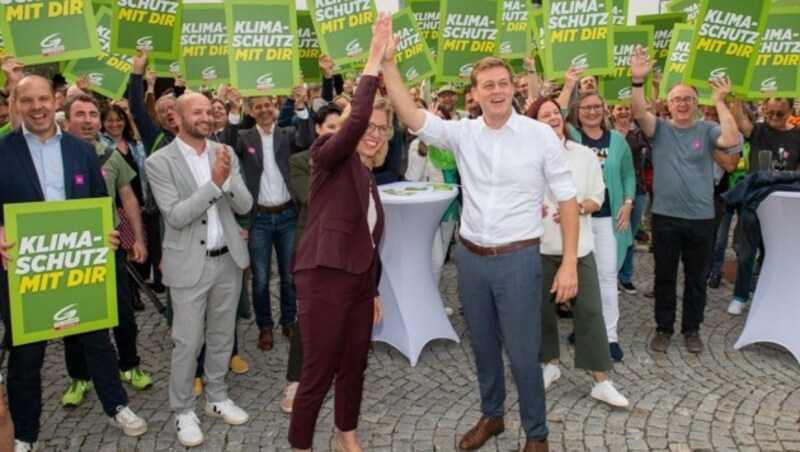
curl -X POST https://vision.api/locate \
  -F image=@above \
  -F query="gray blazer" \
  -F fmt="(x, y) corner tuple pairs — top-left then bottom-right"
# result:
(145, 139), (253, 288)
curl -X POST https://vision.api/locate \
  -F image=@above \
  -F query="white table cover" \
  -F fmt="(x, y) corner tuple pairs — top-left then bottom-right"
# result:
(734, 191), (800, 364)
(372, 181), (460, 366)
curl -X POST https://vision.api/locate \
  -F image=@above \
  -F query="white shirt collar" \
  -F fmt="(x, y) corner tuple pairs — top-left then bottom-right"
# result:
(256, 123), (275, 137)
(477, 110), (521, 133)
(22, 122), (63, 141)
(175, 135), (210, 157)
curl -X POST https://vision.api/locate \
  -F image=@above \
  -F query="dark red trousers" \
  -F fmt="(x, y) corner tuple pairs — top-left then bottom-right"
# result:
(288, 263), (376, 449)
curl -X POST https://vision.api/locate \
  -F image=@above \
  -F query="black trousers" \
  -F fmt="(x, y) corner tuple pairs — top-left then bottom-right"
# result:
(652, 214), (715, 335)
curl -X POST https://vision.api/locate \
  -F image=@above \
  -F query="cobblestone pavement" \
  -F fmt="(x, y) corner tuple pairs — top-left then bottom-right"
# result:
(7, 248), (800, 451)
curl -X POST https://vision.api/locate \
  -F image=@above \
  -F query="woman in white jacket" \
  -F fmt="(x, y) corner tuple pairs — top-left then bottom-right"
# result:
(525, 97), (629, 408)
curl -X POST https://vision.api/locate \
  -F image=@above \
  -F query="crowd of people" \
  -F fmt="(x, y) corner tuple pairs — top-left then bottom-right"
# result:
(0, 13), (798, 452)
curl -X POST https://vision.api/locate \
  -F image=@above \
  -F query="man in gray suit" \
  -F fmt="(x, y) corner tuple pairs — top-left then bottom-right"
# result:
(146, 93), (253, 447)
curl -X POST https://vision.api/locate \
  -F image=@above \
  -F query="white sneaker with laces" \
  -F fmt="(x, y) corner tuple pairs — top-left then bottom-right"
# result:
(727, 299), (746, 315)
(175, 412), (204, 447)
(590, 380), (629, 408)
(205, 399), (250, 425)
(110, 406), (148, 437)
(14, 439), (34, 452)
(542, 363), (561, 390)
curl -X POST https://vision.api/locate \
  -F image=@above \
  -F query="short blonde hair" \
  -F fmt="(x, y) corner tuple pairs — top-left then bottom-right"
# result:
(336, 97), (394, 168)
(470, 57), (513, 87)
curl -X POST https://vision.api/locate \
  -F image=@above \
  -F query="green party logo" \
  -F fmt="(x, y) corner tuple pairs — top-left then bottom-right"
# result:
(709, 66), (727, 78)
(760, 76), (778, 92)
(136, 35), (154, 50)
(256, 73), (275, 90)
(87, 72), (105, 85)
(40, 33), (65, 56)
(499, 41), (513, 55)
(53, 303), (81, 331)
(345, 38), (363, 56)
(571, 53), (589, 69)
(618, 86), (631, 99)
(405, 66), (420, 80)
(202, 66), (218, 80)
(459, 63), (472, 78)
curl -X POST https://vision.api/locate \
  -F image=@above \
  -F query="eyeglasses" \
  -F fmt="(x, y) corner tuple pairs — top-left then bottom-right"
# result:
(668, 96), (697, 105)
(366, 123), (392, 137)
(765, 111), (787, 119)
(579, 104), (604, 112)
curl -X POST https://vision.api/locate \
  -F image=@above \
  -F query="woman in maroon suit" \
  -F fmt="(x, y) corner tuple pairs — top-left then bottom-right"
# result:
(289, 14), (393, 452)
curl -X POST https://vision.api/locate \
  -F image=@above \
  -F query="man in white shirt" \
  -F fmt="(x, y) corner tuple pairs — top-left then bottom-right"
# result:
(145, 93), (253, 447)
(235, 97), (313, 352)
(382, 43), (579, 451)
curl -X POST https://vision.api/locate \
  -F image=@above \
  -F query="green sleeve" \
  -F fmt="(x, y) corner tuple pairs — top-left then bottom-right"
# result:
(0, 123), (12, 138)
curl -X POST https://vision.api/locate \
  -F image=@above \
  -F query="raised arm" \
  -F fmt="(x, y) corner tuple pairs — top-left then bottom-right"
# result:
(730, 99), (754, 139)
(381, 26), (426, 132)
(556, 66), (581, 110)
(129, 51), (161, 151)
(630, 46), (657, 137)
(709, 77), (741, 149)
(312, 13), (388, 170)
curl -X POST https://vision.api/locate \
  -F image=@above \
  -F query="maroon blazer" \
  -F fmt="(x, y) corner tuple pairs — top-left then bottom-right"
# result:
(292, 75), (385, 278)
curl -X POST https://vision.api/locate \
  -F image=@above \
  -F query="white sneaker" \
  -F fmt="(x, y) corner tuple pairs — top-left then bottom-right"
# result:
(590, 380), (629, 408)
(110, 406), (148, 437)
(205, 399), (250, 425)
(14, 440), (34, 452)
(727, 299), (746, 315)
(175, 412), (204, 447)
(542, 363), (561, 390)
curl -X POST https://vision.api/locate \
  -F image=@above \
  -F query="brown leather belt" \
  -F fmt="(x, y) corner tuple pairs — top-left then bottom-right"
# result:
(206, 246), (229, 257)
(458, 235), (540, 257)
(255, 200), (295, 215)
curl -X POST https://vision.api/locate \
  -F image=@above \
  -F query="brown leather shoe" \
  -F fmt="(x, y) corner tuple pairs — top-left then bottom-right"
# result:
(684, 331), (704, 354)
(281, 323), (295, 339)
(458, 416), (504, 450)
(258, 329), (274, 351)
(650, 331), (670, 352)
(523, 438), (549, 452)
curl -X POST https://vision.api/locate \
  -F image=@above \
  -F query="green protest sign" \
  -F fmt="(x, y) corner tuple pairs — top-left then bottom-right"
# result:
(180, 3), (230, 89)
(393, 8), (437, 88)
(543, 0), (614, 78)
(409, 0), (440, 60)
(598, 26), (653, 105)
(63, 6), (132, 100)
(636, 13), (686, 76)
(92, 0), (111, 14)
(659, 23), (713, 105)
(436, 0), (501, 83)
(666, 0), (701, 23)
(747, 7), (800, 99)
(684, 0), (770, 95)
(110, 0), (182, 59)
(227, 0), (299, 97)
(3, 198), (118, 346)
(297, 11), (321, 83)
(612, 0), (628, 26)
(529, 8), (545, 72)
(0, 0), (100, 65)
(497, 0), (530, 59)
(772, 0), (800, 6)
(150, 58), (181, 78)
(307, 0), (377, 67)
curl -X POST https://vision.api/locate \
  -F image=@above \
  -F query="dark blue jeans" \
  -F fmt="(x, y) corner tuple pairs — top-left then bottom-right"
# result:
(733, 207), (762, 302)
(652, 214), (715, 335)
(455, 242), (548, 441)
(711, 208), (735, 275)
(0, 276), (128, 443)
(249, 207), (298, 330)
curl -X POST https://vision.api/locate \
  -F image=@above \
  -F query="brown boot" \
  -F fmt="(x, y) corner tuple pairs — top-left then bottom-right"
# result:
(258, 329), (274, 351)
(523, 438), (549, 452)
(458, 416), (504, 450)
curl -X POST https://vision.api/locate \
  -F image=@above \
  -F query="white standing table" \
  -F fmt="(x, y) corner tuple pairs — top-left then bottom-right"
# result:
(372, 181), (460, 366)
(734, 191), (800, 364)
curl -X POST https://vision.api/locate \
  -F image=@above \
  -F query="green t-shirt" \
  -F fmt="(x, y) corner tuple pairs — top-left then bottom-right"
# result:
(95, 140), (136, 226)
(0, 122), (12, 138)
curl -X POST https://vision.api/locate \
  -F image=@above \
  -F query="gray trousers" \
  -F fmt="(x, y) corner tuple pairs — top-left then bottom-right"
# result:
(169, 252), (242, 414)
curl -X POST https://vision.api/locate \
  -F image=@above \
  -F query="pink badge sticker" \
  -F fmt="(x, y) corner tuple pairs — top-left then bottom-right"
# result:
(692, 141), (701, 150)
(101, 168), (108, 177)
(247, 147), (256, 154)
(75, 174), (85, 185)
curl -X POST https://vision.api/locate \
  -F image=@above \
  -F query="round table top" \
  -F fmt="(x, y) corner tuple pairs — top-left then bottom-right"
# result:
(378, 181), (459, 205)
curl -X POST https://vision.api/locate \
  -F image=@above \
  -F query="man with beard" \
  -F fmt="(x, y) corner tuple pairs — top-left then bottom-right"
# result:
(629, 47), (741, 354)
(235, 96), (313, 352)
(146, 93), (252, 447)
